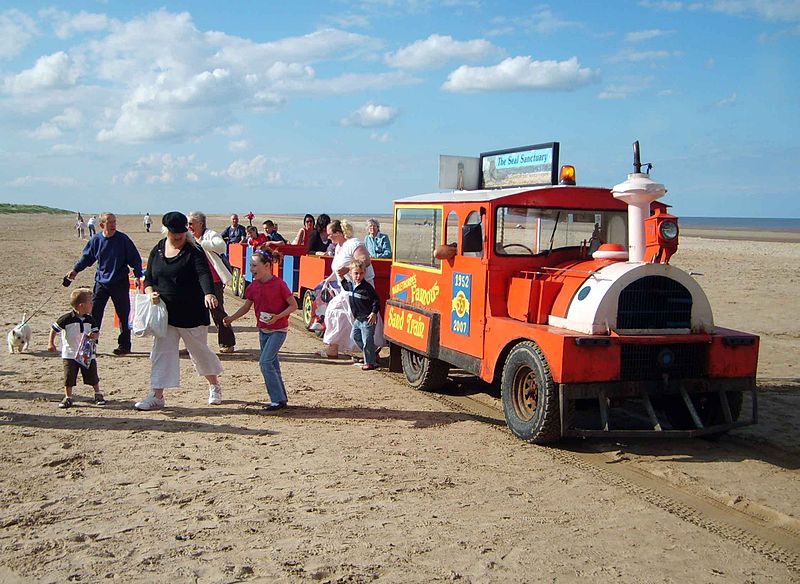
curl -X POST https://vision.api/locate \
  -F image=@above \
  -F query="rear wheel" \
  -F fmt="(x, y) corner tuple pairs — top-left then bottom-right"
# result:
(237, 273), (246, 298)
(400, 347), (450, 391)
(302, 290), (314, 328)
(501, 341), (561, 444)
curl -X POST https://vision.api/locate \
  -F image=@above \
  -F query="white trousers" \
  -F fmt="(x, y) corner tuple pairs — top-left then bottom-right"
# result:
(150, 325), (223, 389)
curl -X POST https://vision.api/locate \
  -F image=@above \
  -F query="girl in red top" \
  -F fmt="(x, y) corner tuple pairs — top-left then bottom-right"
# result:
(224, 249), (295, 411)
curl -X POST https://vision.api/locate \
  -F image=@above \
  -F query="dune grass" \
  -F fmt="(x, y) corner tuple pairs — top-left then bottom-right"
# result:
(0, 203), (72, 214)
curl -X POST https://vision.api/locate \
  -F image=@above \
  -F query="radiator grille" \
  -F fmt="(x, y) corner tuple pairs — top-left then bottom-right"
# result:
(620, 343), (708, 381)
(617, 276), (692, 330)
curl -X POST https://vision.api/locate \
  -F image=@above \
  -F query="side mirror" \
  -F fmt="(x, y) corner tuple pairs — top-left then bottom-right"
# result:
(462, 223), (483, 253)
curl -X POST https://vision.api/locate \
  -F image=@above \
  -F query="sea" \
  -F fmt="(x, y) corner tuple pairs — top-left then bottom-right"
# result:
(680, 217), (800, 233)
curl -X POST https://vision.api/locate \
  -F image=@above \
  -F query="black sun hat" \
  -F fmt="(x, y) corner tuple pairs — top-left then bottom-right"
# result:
(162, 211), (188, 234)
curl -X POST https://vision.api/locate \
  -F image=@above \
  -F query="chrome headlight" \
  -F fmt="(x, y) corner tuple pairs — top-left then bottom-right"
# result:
(659, 221), (679, 240)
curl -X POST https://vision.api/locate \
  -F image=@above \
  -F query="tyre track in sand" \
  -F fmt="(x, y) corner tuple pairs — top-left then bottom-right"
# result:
(415, 379), (800, 574)
(290, 315), (800, 573)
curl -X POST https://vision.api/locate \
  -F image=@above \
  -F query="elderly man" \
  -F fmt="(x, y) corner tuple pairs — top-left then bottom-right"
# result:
(188, 211), (236, 354)
(67, 212), (143, 355)
(220, 214), (247, 244)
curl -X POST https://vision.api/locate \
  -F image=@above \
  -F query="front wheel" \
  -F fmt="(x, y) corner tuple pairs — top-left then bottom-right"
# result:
(501, 341), (561, 443)
(231, 268), (241, 298)
(400, 347), (450, 391)
(302, 290), (314, 328)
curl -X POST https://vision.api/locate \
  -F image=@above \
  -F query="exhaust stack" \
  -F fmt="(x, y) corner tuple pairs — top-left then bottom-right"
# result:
(612, 141), (667, 262)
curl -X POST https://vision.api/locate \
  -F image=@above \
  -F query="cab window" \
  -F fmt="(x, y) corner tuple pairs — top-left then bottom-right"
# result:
(495, 207), (628, 255)
(394, 207), (442, 268)
(463, 210), (483, 258)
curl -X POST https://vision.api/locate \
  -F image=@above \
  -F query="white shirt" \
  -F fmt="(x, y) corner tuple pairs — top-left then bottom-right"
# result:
(332, 237), (374, 285)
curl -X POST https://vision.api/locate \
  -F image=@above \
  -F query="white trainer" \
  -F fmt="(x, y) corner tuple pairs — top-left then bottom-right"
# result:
(134, 393), (165, 411)
(208, 384), (222, 405)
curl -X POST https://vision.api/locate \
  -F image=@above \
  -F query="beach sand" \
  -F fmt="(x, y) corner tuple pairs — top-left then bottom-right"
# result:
(0, 212), (798, 582)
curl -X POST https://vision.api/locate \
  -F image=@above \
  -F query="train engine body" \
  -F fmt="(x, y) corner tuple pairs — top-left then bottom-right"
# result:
(385, 143), (759, 443)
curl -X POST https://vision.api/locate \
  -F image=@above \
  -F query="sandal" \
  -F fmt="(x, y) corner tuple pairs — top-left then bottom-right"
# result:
(317, 349), (339, 359)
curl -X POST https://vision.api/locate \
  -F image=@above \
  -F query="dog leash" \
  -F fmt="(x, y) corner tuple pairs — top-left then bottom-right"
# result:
(19, 284), (69, 327)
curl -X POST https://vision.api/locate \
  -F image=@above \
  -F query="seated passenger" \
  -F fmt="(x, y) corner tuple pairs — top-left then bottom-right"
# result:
(247, 226), (268, 249)
(262, 220), (287, 246)
(364, 218), (392, 258)
(292, 214), (316, 249)
(307, 213), (332, 255)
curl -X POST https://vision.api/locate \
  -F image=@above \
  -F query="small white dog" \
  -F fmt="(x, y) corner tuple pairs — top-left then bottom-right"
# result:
(7, 314), (32, 353)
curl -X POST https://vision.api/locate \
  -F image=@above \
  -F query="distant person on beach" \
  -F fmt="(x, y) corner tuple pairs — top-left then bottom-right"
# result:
(318, 219), (375, 359)
(135, 212), (224, 410)
(144, 213), (152, 233)
(340, 260), (380, 370)
(245, 211), (255, 226)
(308, 213), (332, 255)
(221, 214), (247, 244)
(292, 214), (316, 249)
(262, 220), (287, 246)
(67, 212), (143, 356)
(364, 218), (392, 258)
(87, 216), (97, 237)
(47, 288), (106, 409)
(188, 211), (236, 354)
(75, 214), (86, 239)
(224, 249), (294, 412)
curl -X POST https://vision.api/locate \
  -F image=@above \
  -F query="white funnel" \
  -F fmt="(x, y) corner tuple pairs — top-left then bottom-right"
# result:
(612, 172), (666, 262)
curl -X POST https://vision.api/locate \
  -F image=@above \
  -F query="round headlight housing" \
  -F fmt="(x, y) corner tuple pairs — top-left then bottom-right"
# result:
(659, 220), (679, 240)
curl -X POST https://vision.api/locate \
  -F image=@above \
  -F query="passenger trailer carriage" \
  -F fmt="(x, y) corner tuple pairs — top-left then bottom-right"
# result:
(383, 142), (759, 443)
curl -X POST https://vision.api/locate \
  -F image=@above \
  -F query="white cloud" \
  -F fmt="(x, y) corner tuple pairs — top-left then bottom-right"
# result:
(709, 92), (737, 108)
(597, 76), (655, 99)
(112, 152), (204, 185)
(225, 155), (268, 180)
(29, 123), (62, 139)
(443, 56), (599, 93)
(3, 51), (81, 93)
(340, 103), (399, 127)
(625, 29), (674, 43)
(370, 131), (391, 142)
(52, 107), (83, 128)
(385, 34), (501, 70)
(487, 7), (581, 37)
(607, 48), (682, 62)
(7, 175), (79, 187)
(709, 0), (800, 22)
(40, 8), (110, 39)
(228, 140), (251, 152)
(0, 10), (37, 60)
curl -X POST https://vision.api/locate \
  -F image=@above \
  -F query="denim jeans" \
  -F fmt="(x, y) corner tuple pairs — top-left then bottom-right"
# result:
(351, 319), (377, 366)
(258, 330), (288, 404)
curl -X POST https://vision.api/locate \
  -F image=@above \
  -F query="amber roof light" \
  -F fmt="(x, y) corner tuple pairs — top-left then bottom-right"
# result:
(559, 165), (576, 185)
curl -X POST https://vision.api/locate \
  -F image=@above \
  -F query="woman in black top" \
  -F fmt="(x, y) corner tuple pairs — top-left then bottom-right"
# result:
(307, 213), (332, 254)
(134, 211), (224, 411)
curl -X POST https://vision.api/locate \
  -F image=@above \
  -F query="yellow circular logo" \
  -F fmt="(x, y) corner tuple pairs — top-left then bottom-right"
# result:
(451, 290), (470, 318)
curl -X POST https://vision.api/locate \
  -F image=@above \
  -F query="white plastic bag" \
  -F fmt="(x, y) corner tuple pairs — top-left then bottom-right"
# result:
(132, 293), (168, 338)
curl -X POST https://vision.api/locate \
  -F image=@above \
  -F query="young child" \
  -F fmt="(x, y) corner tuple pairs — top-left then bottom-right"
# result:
(246, 225), (268, 249)
(340, 260), (380, 370)
(48, 288), (105, 408)
(223, 249), (295, 411)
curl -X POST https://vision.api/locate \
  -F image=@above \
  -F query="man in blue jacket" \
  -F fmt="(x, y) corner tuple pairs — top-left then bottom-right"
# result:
(66, 212), (143, 355)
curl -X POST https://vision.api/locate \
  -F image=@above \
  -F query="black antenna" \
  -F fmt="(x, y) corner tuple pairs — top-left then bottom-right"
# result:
(632, 140), (641, 174)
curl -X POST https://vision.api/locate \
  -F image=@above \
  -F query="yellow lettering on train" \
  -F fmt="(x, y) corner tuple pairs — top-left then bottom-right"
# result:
(410, 281), (440, 306)
(387, 307), (405, 330)
(405, 313), (426, 338)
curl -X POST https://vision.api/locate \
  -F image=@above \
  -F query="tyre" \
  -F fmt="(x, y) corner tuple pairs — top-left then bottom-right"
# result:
(231, 268), (241, 298)
(400, 347), (450, 391)
(237, 274), (246, 298)
(663, 390), (743, 436)
(501, 341), (561, 444)
(302, 290), (314, 328)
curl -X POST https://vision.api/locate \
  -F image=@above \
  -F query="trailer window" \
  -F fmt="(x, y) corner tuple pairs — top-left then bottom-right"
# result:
(495, 207), (628, 255)
(394, 207), (442, 268)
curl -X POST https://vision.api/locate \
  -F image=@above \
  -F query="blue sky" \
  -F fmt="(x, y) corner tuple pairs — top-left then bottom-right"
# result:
(1, 0), (798, 218)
